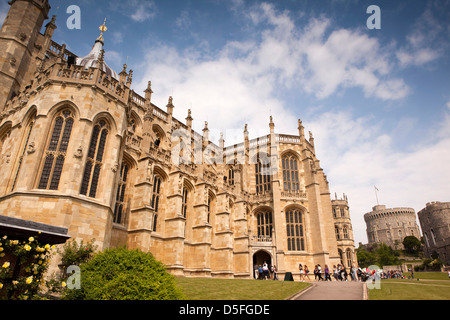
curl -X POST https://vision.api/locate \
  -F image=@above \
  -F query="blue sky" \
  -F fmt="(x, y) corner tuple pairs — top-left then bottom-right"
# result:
(2, 0), (449, 244)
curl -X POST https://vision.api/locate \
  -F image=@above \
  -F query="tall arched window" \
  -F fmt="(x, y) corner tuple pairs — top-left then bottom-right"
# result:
(207, 196), (211, 224)
(255, 156), (271, 194)
(113, 162), (129, 225)
(181, 187), (188, 218)
(11, 112), (36, 191)
(346, 249), (353, 268)
(228, 167), (234, 185)
(152, 175), (162, 232)
(256, 210), (272, 239)
(282, 154), (299, 192)
(38, 110), (74, 190)
(285, 208), (305, 251)
(80, 120), (109, 198)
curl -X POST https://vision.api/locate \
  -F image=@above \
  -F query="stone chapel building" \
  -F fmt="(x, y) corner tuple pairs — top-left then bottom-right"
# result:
(0, 0), (356, 279)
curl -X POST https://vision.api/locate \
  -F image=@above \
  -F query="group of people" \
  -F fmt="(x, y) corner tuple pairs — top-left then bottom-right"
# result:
(299, 263), (366, 282)
(254, 261), (278, 280)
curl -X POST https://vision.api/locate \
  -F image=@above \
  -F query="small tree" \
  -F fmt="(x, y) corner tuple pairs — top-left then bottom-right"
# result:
(45, 239), (97, 296)
(64, 247), (184, 300)
(402, 236), (422, 255)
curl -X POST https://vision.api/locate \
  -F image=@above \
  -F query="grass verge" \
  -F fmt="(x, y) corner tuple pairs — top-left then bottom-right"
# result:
(175, 277), (310, 300)
(368, 272), (450, 300)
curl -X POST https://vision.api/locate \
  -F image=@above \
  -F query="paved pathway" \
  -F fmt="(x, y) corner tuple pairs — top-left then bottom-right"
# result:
(291, 281), (366, 300)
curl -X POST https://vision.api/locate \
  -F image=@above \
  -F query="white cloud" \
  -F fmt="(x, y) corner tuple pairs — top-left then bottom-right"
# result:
(126, 0), (156, 22)
(134, 3), (411, 141)
(396, 6), (444, 67)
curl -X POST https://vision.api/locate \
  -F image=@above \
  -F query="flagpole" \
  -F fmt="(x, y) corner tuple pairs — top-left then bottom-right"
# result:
(374, 186), (379, 205)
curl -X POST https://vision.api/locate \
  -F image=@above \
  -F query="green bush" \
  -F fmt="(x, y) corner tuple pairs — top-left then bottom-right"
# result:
(64, 247), (184, 300)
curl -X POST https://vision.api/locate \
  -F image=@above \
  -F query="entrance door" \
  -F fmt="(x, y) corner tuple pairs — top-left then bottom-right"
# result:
(253, 250), (272, 278)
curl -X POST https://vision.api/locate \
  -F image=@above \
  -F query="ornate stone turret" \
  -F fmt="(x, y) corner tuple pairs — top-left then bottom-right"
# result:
(0, 0), (51, 109)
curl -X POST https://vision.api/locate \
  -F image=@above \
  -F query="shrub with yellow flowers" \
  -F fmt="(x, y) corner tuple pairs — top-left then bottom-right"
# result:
(0, 235), (55, 300)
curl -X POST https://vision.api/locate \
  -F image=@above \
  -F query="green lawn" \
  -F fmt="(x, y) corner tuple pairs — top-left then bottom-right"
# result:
(368, 272), (450, 300)
(175, 277), (310, 300)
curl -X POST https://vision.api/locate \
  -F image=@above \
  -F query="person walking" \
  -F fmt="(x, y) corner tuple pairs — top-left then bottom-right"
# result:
(317, 264), (323, 281)
(299, 263), (305, 281)
(324, 264), (331, 281)
(273, 265), (278, 280)
(304, 265), (311, 281)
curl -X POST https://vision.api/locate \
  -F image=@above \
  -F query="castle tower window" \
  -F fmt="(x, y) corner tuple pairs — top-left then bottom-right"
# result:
(80, 120), (109, 198)
(431, 229), (437, 245)
(151, 175), (162, 232)
(343, 226), (349, 239)
(256, 210), (272, 239)
(282, 154), (299, 192)
(255, 156), (271, 194)
(38, 110), (74, 190)
(335, 226), (341, 240)
(286, 208), (305, 251)
(113, 163), (129, 225)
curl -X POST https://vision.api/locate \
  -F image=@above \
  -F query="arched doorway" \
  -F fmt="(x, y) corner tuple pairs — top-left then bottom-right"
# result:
(253, 250), (272, 279)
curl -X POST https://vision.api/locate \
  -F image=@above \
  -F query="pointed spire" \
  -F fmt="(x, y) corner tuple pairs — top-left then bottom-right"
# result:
(126, 69), (133, 86)
(185, 109), (193, 128)
(269, 115), (275, 132)
(167, 96), (174, 115)
(119, 64), (128, 84)
(144, 81), (153, 101)
(203, 121), (210, 147)
(219, 132), (224, 149)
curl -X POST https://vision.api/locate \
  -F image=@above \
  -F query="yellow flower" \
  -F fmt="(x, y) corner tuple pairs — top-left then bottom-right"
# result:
(0, 247), (3, 252)
(0, 283), (3, 289)
(24, 244), (31, 251)
(28, 237), (34, 242)
(2, 262), (10, 269)
(26, 276), (33, 284)
(61, 281), (66, 287)
(12, 280), (18, 285)
(44, 244), (51, 250)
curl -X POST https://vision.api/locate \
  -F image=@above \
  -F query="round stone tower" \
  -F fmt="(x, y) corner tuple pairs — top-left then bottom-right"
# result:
(418, 201), (450, 264)
(364, 204), (421, 250)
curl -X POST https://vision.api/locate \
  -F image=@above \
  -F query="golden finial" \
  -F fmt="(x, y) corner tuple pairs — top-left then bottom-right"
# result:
(97, 18), (108, 42)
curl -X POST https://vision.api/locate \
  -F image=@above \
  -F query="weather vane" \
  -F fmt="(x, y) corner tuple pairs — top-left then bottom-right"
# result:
(97, 18), (108, 42)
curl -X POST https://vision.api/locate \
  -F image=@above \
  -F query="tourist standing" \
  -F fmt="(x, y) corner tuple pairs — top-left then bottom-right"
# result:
(262, 261), (269, 280)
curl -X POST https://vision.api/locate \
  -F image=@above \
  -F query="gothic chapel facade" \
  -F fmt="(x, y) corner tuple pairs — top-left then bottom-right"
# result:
(0, 0), (356, 278)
